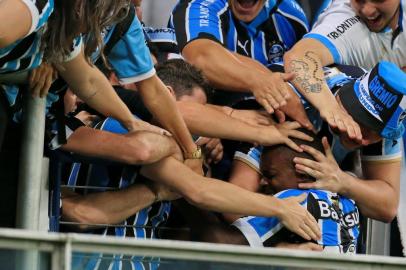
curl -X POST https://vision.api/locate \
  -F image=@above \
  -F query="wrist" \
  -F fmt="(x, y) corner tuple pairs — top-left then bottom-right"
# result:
(183, 145), (203, 159)
(338, 170), (355, 196)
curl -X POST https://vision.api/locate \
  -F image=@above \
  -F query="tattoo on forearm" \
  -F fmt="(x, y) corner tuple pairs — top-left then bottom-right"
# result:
(289, 51), (323, 93)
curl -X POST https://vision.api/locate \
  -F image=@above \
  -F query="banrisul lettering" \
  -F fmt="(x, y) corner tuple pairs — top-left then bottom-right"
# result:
(199, 0), (216, 27)
(369, 76), (397, 108)
(327, 16), (360, 40)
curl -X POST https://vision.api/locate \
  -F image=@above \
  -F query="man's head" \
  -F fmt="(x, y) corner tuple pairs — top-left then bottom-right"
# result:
(350, 0), (401, 32)
(260, 129), (323, 193)
(228, 0), (266, 22)
(156, 59), (212, 104)
(336, 61), (406, 149)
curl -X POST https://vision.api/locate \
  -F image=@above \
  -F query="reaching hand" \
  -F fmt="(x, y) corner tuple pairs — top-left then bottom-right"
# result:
(251, 72), (294, 113)
(320, 106), (362, 144)
(278, 193), (321, 241)
(196, 137), (224, 164)
(127, 119), (172, 136)
(258, 121), (314, 152)
(278, 87), (314, 130)
(294, 137), (345, 193)
(29, 62), (58, 98)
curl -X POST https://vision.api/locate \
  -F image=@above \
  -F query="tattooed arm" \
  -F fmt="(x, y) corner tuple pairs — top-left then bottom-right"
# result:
(284, 39), (362, 141)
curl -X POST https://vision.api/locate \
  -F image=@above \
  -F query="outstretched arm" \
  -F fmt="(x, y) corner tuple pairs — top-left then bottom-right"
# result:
(183, 39), (292, 113)
(140, 156), (321, 241)
(57, 50), (143, 132)
(284, 39), (362, 141)
(137, 75), (198, 155)
(61, 182), (179, 230)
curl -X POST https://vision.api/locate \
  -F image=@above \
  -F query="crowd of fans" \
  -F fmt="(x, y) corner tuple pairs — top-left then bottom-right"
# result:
(1, 0), (406, 268)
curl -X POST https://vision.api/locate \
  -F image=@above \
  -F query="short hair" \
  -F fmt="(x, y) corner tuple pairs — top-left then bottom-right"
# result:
(156, 59), (213, 100)
(261, 128), (324, 172)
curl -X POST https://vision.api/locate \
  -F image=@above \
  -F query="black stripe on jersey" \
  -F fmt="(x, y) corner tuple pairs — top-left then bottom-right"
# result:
(35, 0), (48, 14)
(219, 10), (230, 47)
(281, 16), (308, 42)
(233, 16), (252, 57)
(172, 0), (190, 52)
(0, 33), (36, 69)
(18, 57), (33, 72)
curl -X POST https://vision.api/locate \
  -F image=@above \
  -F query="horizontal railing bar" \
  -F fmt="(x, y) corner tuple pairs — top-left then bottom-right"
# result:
(0, 228), (404, 270)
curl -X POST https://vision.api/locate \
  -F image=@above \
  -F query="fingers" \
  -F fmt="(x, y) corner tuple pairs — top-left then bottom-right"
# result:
(258, 98), (275, 114)
(321, 137), (333, 158)
(274, 109), (285, 124)
(298, 182), (319, 189)
(280, 72), (295, 83)
(287, 129), (314, 142)
(305, 212), (321, 240)
(293, 193), (307, 204)
(40, 73), (53, 98)
(299, 144), (325, 161)
(284, 138), (303, 152)
(295, 164), (321, 179)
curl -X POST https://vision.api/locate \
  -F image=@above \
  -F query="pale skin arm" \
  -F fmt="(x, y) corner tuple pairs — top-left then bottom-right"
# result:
(140, 156), (321, 241)
(0, 0), (32, 48)
(57, 49), (166, 134)
(223, 160), (263, 223)
(294, 137), (400, 222)
(61, 182), (179, 230)
(136, 75), (197, 154)
(283, 39), (362, 142)
(177, 100), (312, 151)
(182, 39), (293, 113)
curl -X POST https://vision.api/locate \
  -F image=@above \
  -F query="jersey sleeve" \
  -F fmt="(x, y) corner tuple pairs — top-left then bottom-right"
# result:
(108, 15), (155, 84)
(170, 0), (228, 52)
(21, 0), (54, 35)
(275, 0), (309, 49)
(361, 137), (402, 162)
(63, 36), (83, 62)
(233, 145), (263, 174)
(303, 0), (369, 64)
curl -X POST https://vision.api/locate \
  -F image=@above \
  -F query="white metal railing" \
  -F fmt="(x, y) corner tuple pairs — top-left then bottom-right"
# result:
(0, 228), (405, 270)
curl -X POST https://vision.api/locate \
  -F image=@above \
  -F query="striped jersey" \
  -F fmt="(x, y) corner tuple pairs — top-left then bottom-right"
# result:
(169, 0), (309, 65)
(66, 117), (170, 270)
(233, 189), (360, 253)
(0, 0), (54, 74)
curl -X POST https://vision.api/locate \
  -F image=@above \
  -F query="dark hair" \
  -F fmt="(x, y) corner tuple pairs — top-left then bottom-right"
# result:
(42, 0), (130, 65)
(156, 59), (213, 100)
(262, 128), (324, 170)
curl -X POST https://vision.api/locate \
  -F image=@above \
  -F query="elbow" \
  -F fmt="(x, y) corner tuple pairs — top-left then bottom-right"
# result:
(378, 207), (397, 223)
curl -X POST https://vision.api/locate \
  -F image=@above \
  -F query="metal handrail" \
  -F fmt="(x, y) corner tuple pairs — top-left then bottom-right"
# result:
(0, 228), (405, 270)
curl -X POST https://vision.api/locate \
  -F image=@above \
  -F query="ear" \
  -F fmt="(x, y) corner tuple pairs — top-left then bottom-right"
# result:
(166, 85), (175, 96)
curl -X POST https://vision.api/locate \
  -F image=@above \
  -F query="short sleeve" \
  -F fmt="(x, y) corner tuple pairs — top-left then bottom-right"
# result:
(21, 0), (54, 35)
(63, 36), (83, 62)
(233, 145), (263, 174)
(108, 16), (155, 84)
(171, 0), (228, 52)
(361, 138), (402, 162)
(303, 0), (369, 64)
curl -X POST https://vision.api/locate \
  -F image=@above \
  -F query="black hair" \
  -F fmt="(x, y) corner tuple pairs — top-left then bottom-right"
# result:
(156, 59), (213, 100)
(261, 128), (324, 171)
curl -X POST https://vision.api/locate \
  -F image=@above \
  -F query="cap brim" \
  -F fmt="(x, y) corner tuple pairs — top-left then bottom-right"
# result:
(337, 81), (384, 133)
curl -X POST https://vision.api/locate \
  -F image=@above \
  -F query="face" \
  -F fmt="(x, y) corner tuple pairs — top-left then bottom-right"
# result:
(177, 87), (208, 105)
(228, 0), (266, 22)
(350, 0), (401, 32)
(260, 148), (313, 193)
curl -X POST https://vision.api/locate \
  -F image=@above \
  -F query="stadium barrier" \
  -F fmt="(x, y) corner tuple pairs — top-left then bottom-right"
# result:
(0, 228), (405, 270)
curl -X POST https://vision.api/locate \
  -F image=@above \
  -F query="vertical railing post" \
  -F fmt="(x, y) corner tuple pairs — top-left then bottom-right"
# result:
(15, 93), (46, 270)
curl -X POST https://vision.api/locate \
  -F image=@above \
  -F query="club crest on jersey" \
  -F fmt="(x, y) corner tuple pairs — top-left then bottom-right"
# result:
(268, 42), (284, 64)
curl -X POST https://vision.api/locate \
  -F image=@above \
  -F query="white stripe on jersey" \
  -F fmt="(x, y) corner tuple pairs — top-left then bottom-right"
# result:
(271, 14), (283, 42)
(261, 32), (267, 61)
(217, 3), (229, 44)
(232, 218), (264, 247)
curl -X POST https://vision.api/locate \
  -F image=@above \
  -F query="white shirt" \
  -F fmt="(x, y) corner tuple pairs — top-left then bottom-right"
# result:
(305, 0), (406, 69)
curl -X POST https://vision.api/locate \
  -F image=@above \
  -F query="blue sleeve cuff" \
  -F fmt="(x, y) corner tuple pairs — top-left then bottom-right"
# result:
(304, 33), (342, 63)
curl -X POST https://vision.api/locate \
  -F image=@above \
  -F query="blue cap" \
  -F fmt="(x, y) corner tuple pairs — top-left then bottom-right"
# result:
(338, 61), (406, 140)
